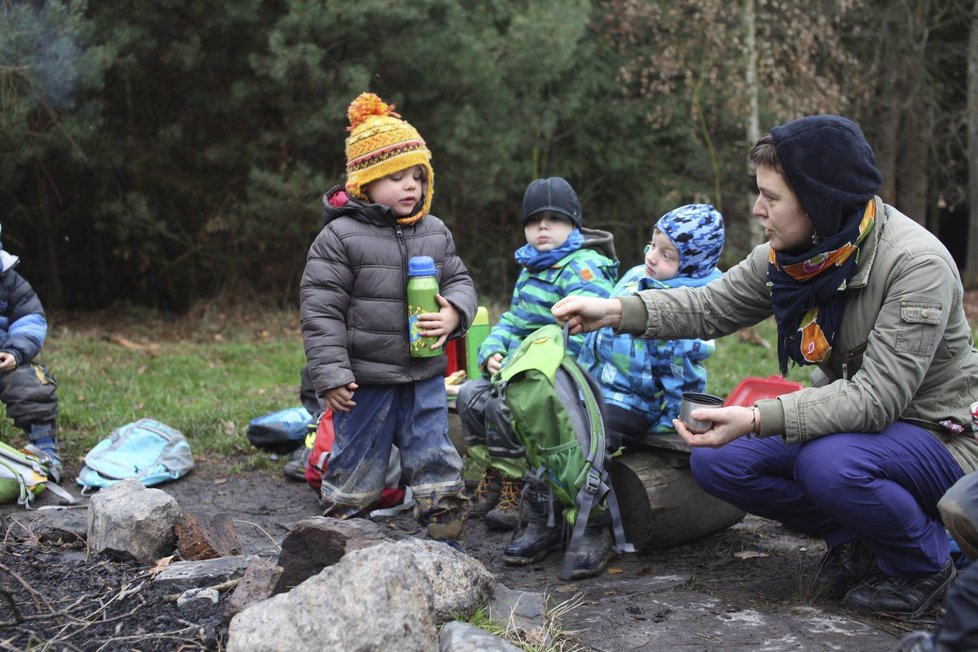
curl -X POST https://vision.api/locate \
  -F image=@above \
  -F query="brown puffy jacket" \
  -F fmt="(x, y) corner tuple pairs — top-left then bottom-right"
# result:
(299, 187), (478, 395)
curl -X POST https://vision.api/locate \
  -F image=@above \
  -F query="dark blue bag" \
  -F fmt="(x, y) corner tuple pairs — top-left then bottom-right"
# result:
(246, 406), (314, 452)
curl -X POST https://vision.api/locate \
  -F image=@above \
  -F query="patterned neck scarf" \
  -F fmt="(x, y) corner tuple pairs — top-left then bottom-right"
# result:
(514, 229), (585, 272)
(769, 200), (876, 376)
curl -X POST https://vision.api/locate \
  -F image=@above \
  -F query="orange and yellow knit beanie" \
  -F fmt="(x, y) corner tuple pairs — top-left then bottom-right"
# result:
(344, 93), (433, 225)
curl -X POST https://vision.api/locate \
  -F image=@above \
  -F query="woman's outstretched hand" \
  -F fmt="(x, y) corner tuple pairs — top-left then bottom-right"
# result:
(551, 296), (623, 335)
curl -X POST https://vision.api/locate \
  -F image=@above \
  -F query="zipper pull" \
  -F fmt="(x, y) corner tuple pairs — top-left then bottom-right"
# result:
(842, 361), (848, 381)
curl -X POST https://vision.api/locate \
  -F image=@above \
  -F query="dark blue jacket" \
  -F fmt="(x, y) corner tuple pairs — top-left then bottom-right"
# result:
(0, 251), (47, 365)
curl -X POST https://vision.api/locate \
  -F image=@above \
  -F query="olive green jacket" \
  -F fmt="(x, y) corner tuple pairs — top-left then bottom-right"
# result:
(619, 197), (978, 473)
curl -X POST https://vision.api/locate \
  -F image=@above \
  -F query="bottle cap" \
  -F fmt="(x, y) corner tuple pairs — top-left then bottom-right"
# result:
(408, 256), (437, 277)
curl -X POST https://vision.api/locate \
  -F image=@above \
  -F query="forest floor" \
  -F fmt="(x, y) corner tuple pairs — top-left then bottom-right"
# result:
(5, 294), (977, 651)
(0, 457), (934, 651)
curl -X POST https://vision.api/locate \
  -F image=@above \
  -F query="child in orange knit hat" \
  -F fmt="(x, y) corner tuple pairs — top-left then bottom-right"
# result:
(299, 93), (478, 543)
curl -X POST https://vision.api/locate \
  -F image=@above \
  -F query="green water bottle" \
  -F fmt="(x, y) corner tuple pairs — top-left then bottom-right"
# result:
(407, 256), (442, 358)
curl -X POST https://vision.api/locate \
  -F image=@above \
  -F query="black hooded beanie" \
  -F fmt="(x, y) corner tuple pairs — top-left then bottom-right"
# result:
(770, 115), (883, 238)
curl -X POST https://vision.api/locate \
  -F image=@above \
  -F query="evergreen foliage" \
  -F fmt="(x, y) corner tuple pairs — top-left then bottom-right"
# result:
(0, 0), (972, 309)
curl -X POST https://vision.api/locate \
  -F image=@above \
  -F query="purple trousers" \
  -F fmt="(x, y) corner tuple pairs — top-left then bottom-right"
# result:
(690, 421), (964, 576)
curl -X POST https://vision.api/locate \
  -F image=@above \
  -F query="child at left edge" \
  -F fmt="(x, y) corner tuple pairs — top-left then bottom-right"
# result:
(299, 92), (477, 543)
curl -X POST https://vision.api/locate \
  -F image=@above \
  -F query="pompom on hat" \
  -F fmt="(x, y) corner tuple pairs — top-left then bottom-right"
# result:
(344, 93), (433, 224)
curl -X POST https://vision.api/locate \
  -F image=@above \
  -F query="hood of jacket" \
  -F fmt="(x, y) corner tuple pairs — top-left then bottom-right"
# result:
(321, 184), (402, 228)
(580, 227), (617, 262)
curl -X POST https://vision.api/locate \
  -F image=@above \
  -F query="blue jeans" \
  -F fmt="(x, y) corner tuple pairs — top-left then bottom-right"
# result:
(322, 375), (465, 522)
(690, 421), (964, 576)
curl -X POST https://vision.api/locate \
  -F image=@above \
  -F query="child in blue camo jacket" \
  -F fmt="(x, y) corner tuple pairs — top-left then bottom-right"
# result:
(578, 203), (725, 450)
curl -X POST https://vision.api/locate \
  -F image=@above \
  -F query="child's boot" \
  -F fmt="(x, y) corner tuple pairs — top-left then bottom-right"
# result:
(28, 422), (62, 483)
(424, 493), (468, 544)
(484, 476), (526, 531)
(502, 482), (563, 565)
(565, 524), (614, 580)
(469, 467), (503, 518)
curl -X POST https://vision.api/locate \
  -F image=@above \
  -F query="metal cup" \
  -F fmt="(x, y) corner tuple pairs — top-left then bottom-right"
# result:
(679, 392), (725, 434)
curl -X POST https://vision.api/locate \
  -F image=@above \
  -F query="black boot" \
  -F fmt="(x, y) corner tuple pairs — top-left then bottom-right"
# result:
(565, 524), (614, 580)
(843, 559), (956, 620)
(502, 483), (563, 565)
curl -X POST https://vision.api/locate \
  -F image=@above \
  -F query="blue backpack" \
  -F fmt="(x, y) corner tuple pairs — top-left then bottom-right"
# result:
(77, 419), (194, 491)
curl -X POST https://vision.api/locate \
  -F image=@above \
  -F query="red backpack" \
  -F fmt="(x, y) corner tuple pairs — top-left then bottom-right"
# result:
(304, 409), (406, 509)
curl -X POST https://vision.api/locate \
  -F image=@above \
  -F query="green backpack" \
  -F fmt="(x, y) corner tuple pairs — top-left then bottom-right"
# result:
(0, 441), (75, 508)
(492, 323), (634, 579)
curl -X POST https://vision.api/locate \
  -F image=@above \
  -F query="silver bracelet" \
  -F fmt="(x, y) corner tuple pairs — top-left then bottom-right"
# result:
(746, 406), (760, 438)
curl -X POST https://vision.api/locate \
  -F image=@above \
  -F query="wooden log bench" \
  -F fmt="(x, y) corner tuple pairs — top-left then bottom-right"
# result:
(447, 400), (744, 553)
(610, 433), (745, 553)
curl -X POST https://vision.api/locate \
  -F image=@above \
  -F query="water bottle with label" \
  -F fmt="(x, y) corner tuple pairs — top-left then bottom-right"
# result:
(407, 256), (442, 358)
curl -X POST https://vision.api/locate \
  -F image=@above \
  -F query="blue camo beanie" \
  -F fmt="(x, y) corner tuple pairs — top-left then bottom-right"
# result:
(521, 177), (582, 227)
(655, 204), (725, 278)
(770, 115), (882, 239)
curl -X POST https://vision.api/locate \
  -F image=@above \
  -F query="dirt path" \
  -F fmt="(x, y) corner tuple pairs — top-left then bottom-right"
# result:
(0, 458), (928, 651)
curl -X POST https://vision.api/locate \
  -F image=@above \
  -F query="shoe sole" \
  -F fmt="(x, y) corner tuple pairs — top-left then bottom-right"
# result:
(502, 543), (561, 566)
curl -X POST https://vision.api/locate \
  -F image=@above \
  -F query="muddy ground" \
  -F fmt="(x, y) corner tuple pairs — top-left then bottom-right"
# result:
(0, 451), (935, 652)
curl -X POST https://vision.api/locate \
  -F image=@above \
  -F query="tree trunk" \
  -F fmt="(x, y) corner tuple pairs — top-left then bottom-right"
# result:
(965, 0), (978, 288)
(896, 1), (931, 227)
(876, 7), (903, 206)
(744, 0), (763, 245)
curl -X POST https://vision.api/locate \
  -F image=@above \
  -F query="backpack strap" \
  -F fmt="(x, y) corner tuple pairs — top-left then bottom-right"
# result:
(557, 357), (634, 580)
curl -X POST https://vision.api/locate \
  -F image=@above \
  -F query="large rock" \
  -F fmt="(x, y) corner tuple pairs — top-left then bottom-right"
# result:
(273, 516), (407, 593)
(227, 543), (437, 651)
(87, 478), (182, 562)
(394, 539), (494, 622)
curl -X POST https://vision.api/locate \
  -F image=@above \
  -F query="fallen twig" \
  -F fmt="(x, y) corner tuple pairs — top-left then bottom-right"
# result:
(0, 562), (54, 616)
(232, 519), (282, 552)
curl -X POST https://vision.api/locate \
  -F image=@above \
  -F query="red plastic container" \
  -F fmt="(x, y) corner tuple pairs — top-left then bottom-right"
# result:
(724, 375), (804, 407)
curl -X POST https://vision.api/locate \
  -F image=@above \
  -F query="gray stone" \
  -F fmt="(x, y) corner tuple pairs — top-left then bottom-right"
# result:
(176, 587), (219, 607)
(273, 516), (407, 594)
(227, 543), (437, 652)
(8, 506), (88, 543)
(87, 478), (182, 563)
(395, 538), (495, 622)
(487, 584), (549, 645)
(439, 621), (521, 652)
(223, 558), (283, 627)
(154, 555), (255, 592)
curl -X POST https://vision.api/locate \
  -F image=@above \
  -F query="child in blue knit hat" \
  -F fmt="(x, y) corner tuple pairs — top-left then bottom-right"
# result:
(0, 226), (62, 482)
(578, 203), (725, 449)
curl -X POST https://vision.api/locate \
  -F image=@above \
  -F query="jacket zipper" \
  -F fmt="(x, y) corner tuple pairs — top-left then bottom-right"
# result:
(396, 223), (412, 370)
